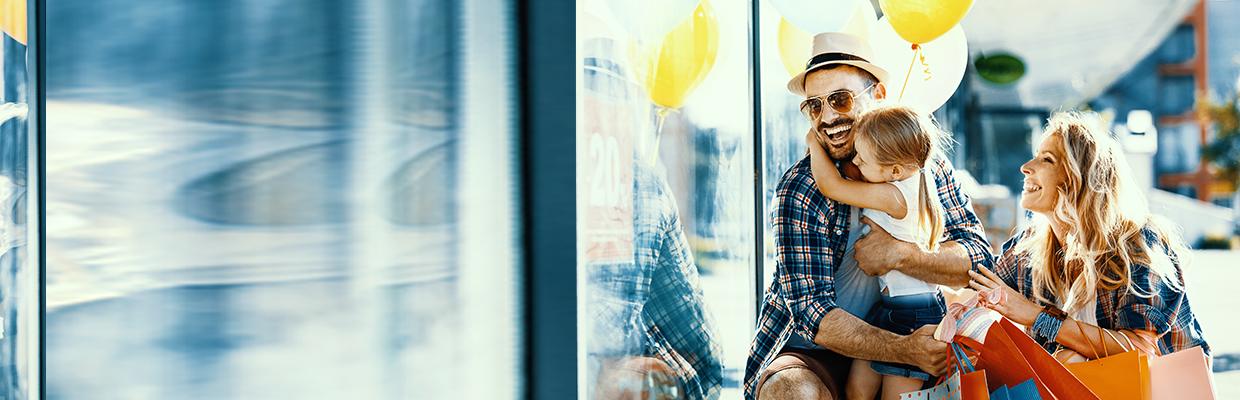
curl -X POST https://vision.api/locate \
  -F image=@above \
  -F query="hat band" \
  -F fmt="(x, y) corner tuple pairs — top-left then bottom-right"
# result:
(805, 52), (869, 70)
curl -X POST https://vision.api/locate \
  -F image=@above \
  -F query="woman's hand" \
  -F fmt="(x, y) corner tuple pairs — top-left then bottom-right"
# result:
(968, 266), (1043, 326)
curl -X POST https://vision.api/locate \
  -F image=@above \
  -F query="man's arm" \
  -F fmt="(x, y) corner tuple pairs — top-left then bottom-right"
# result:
(853, 157), (992, 288)
(772, 169), (949, 376)
(813, 308), (950, 376)
(853, 219), (973, 287)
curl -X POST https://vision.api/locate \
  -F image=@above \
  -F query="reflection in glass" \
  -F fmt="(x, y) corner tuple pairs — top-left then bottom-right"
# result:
(44, 1), (510, 399)
(0, 19), (31, 400)
(579, 1), (755, 398)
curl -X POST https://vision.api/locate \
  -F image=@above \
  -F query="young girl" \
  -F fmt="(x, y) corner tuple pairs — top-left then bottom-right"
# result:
(804, 102), (949, 400)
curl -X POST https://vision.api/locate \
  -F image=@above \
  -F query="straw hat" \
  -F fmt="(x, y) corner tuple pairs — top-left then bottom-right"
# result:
(787, 32), (890, 97)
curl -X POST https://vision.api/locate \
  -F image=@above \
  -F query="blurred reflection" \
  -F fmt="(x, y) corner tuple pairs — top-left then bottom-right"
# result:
(45, 0), (473, 399)
(581, 32), (724, 400)
(0, 31), (30, 400)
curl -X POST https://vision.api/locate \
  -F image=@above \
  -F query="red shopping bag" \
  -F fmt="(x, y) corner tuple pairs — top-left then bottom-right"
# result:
(956, 318), (1099, 400)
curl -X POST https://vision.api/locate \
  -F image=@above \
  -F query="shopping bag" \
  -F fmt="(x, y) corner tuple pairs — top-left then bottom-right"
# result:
(987, 379), (1040, 400)
(949, 342), (990, 400)
(956, 318), (1099, 400)
(1149, 346), (1215, 400)
(898, 343), (988, 400)
(1061, 321), (1150, 400)
(898, 372), (961, 400)
(1117, 330), (1217, 400)
(1063, 350), (1148, 400)
(1112, 331), (1217, 400)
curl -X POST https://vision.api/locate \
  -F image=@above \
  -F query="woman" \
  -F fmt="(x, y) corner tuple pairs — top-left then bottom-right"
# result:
(969, 111), (1209, 360)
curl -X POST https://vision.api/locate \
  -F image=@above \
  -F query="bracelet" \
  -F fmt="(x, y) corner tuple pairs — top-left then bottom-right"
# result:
(1031, 305), (1066, 349)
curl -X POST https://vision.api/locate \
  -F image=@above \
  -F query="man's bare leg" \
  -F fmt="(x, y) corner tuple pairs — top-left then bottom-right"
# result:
(757, 368), (833, 400)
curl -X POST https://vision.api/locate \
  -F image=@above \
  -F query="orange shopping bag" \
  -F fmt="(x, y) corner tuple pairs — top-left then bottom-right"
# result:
(956, 318), (1099, 400)
(1061, 321), (1150, 400)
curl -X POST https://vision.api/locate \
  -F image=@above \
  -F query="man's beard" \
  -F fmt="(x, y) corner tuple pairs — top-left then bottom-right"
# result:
(816, 118), (856, 162)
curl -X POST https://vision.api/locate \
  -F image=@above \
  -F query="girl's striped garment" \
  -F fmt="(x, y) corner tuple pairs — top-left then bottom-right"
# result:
(935, 287), (1005, 343)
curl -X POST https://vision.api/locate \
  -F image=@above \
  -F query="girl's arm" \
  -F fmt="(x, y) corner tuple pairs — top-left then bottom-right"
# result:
(805, 131), (907, 219)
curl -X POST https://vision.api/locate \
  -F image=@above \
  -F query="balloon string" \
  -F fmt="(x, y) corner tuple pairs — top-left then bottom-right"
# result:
(899, 44), (920, 103)
(922, 50), (932, 81)
(651, 106), (671, 165)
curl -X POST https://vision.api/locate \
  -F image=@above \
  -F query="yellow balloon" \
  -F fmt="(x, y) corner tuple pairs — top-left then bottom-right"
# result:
(629, 0), (718, 109)
(0, 0), (25, 45)
(878, 0), (973, 44)
(777, 19), (812, 78)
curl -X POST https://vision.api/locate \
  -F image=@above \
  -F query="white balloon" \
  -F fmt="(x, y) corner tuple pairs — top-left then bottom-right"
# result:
(606, 0), (702, 44)
(838, 0), (877, 41)
(770, 0), (863, 35)
(870, 17), (968, 113)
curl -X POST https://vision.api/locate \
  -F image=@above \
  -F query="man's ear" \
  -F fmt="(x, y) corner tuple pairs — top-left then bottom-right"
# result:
(873, 82), (887, 100)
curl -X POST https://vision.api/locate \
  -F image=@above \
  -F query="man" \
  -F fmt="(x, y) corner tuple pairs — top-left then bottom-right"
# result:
(744, 32), (994, 400)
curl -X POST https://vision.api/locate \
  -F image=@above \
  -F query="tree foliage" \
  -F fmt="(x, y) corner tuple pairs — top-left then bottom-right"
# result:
(1198, 94), (1240, 184)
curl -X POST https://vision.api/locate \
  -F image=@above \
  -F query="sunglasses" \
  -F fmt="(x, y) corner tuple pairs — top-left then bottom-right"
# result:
(799, 83), (877, 121)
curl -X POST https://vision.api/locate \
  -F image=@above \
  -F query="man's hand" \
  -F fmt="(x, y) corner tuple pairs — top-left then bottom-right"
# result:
(902, 325), (950, 376)
(854, 216), (917, 277)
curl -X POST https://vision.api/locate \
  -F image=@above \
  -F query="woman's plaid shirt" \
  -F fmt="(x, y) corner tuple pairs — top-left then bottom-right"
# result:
(744, 156), (993, 399)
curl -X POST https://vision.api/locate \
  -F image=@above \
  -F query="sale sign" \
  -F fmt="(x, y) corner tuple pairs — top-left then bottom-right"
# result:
(581, 94), (634, 262)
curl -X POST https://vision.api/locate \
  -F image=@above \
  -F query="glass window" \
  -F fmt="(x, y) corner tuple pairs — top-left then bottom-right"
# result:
(577, 1), (755, 398)
(44, 1), (518, 399)
(0, 2), (33, 398)
(757, 0), (809, 290)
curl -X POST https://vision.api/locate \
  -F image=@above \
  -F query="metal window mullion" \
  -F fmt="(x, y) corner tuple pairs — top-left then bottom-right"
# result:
(457, 0), (520, 398)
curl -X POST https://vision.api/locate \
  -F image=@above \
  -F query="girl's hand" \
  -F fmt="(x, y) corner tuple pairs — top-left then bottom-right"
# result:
(968, 266), (1043, 326)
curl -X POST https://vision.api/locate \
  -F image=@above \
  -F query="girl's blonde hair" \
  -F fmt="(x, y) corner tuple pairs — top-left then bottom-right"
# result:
(1016, 111), (1188, 315)
(852, 102), (950, 251)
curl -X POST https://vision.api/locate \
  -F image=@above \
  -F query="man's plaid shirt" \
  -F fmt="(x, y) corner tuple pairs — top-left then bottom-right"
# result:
(587, 161), (724, 400)
(744, 155), (993, 399)
(992, 225), (1210, 357)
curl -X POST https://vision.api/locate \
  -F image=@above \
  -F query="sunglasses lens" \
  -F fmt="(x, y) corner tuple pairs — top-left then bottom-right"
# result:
(827, 92), (852, 114)
(800, 99), (822, 121)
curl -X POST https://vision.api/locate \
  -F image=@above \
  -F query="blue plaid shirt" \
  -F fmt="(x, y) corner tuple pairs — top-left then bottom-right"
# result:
(993, 225), (1210, 357)
(744, 155), (993, 399)
(587, 160), (724, 400)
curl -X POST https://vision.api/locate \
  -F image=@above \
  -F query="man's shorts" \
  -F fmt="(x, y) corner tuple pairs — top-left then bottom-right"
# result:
(753, 345), (852, 399)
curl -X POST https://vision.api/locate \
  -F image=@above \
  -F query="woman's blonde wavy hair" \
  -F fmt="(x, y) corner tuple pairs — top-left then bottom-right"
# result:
(1017, 111), (1189, 315)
